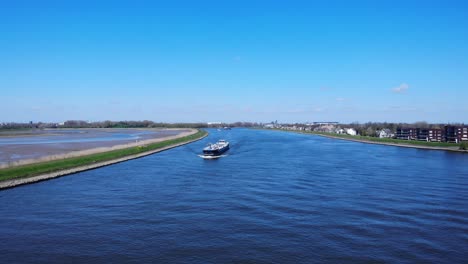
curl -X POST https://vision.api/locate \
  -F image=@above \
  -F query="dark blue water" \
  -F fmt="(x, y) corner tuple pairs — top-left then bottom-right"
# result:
(1, 128), (468, 263)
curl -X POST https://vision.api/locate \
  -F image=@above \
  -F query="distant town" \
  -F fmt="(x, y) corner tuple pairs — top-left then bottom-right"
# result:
(264, 121), (468, 144)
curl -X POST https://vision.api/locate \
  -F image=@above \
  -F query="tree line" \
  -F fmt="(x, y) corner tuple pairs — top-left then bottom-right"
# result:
(0, 120), (262, 130)
(2, 120), (463, 132)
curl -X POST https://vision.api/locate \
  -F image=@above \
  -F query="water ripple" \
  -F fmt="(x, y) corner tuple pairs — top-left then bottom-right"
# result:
(1, 128), (468, 263)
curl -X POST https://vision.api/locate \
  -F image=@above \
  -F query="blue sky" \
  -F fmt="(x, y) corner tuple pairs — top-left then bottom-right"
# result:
(1, 0), (467, 123)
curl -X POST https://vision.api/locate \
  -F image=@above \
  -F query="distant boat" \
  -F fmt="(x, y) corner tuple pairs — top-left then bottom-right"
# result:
(223, 127), (231, 130)
(202, 139), (230, 157)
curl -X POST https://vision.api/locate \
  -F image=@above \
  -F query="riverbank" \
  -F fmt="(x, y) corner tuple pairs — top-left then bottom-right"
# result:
(268, 129), (468, 153)
(0, 129), (208, 190)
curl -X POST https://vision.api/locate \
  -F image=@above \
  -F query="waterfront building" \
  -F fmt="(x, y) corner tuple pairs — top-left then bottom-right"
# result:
(445, 126), (458, 143)
(428, 129), (444, 142)
(416, 128), (444, 142)
(396, 128), (417, 140)
(456, 126), (468, 142)
(443, 125), (468, 143)
(396, 126), (466, 143)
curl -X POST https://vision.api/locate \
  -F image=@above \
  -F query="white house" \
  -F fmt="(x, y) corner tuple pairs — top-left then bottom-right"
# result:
(378, 129), (393, 138)
(345, 128), (357, 136)
(336, 128), (345, 134)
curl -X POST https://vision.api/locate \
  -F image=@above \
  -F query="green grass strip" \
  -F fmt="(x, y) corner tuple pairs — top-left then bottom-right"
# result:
(0, 130), (207, 182)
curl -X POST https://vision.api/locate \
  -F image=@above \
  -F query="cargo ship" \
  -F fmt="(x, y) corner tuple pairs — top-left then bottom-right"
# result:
(202, 139), (230, 157)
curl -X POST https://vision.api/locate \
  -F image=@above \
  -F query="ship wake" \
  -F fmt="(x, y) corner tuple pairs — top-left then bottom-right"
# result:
(198, 154), (228, 159)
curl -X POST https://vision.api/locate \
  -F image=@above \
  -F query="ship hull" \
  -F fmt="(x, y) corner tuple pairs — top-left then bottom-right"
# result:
(203, 144), (229, 156)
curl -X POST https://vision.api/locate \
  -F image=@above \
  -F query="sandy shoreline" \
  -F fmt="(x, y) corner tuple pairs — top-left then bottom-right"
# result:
(0, 129), (207, 190)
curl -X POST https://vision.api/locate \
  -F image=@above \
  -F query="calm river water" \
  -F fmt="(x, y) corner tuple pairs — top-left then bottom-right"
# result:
(1, 128), (467, 263)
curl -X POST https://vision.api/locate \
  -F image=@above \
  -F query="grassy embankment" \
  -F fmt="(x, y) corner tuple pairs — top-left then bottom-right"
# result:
(271, 129), (464, 149)
(0, 129), (207, 182)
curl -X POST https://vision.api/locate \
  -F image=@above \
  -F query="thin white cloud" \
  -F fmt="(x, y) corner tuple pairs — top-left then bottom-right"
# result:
(336, 97), (345, 101)
(313, 107), (325, 112)
(392, 83), (409, 93)
(383, 105), (418, 112)
(30, 106), (42, 111)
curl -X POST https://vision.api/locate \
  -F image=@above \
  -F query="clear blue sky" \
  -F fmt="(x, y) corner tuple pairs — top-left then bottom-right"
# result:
(1, 0), (467, 123)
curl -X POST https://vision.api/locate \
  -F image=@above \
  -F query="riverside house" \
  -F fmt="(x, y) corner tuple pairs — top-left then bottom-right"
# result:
(345, 128), (357, 136)
(378, 129), (394, 138)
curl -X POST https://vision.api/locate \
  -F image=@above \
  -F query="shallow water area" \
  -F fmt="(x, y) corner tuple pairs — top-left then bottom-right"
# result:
(0, 128), (189, 165)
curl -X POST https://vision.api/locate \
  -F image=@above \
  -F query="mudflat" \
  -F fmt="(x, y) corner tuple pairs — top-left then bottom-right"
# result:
(0, 128), (193, 168)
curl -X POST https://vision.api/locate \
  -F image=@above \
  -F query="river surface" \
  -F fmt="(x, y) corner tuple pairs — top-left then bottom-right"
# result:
(1, 128), (467, 263)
